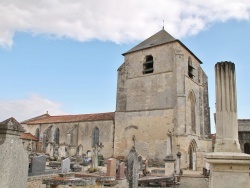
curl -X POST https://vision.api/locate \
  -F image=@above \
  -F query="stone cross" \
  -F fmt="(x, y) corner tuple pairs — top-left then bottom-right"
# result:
(214, 62), (241, 152)
(132, 135), (136, 147)
(127, 146), (139, 188)
(92, 145), (99, 168)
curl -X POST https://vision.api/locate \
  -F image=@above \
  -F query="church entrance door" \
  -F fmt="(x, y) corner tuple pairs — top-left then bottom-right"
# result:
(188, 139), (197, 170)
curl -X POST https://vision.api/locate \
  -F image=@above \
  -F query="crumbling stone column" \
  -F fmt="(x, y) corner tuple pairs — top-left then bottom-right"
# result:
(0, 118), (28, 188)
(214, 62), (241, 152)
(205, 61), (250, 188)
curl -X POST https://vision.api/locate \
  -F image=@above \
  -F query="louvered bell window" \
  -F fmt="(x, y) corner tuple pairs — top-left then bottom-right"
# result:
(143, 55), (154, 74)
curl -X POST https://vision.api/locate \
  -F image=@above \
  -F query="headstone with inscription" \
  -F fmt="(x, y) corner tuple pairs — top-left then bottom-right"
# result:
(29, 154), (47, 174)
(61, 158), (71, 173)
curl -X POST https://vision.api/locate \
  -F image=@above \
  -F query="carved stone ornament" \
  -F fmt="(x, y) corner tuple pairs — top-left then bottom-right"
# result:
(0, 117), (25, 135)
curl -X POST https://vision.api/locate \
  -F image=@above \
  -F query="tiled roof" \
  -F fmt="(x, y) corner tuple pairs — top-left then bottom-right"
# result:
(24, 112), (115, 125)
(20, 133), (38, 141)
(21, 113), (50, 124)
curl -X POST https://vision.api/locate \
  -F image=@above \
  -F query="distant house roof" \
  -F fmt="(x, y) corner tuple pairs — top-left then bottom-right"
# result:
(238, 119), (250, 132)
(23, 112), (115, 125)
(20, 133), (38, 141)
(122, 29), (202, 64)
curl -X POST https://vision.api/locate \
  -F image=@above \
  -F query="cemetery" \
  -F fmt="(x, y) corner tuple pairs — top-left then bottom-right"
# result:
(0, 28), (250, 188)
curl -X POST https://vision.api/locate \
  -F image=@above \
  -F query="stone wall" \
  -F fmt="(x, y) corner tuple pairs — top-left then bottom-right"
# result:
(238, 119), (250, 152)
(114, 109), (174, 160)
(27, 174), (58, 188)
(25, 120), (114, 158)
(78, 120), (114, 158)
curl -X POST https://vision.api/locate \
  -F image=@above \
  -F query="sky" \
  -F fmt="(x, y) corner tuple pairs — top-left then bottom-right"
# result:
(0, 0), (250, 133)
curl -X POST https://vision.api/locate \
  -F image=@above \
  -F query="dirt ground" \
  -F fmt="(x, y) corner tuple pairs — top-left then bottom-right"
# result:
(176, 176), (209, 188)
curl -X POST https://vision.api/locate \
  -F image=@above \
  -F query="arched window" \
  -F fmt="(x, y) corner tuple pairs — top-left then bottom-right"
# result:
(143, 55), (154, 74)
(54, 128), (60, 144)
(188, 91), (196, 134)
(244, 143), (250, 154)
(188, 57), (195, 79)
(92, 127), (99, 146)
(35, 128), (40, 140)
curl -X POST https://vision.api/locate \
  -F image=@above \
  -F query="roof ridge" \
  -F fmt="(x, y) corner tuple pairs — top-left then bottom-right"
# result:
(48, 112), (115, 117)
(123, 29), (176, 55)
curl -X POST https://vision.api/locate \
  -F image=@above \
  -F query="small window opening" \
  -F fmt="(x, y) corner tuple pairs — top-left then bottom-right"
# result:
(188, 57), (195, 79)
(143, 55), (154, 74)
(54, 128), (60, 144)
(35, 128), (40, 140)
(92, 127), (99, 147)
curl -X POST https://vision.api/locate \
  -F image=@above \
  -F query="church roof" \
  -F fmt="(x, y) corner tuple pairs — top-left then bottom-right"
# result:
(20, 133), (38, 141)
(21, 113), (51, 124)
(123, 29), (202, 64)
(123, 29), (176, 55)
(24, 112), (115, 125)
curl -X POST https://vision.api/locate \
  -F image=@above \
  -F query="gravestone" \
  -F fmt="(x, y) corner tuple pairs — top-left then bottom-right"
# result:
(92, 145), (98, 168)
(36, 141), (43, 153)
(61, 158), (71, 173)
(176, 152), (181, 175)
(78, 144), (83, 156)
(116, 162), (126, 180)
(127, 146), (139, 188)
(29, 154), (47, 174)
(0, 117), (28, 188)
(49, 143), (54, 157)
(58, 144), (67, 159)
(106, 158), (117, 177)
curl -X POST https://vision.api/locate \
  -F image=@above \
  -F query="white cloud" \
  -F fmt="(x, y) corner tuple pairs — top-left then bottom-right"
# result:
(0, 94), (66, 122)
(0, 0), (249, 47)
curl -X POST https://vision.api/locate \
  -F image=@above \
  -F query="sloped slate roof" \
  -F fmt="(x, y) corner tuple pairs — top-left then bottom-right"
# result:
(123, 29), (202, 64)
(24, 112), (115, 125)
(123, 29), (176, 55)
(20, 133), (38, 141)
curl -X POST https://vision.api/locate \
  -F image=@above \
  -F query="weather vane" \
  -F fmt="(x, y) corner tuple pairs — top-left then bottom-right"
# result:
(163, 20), (165, 30)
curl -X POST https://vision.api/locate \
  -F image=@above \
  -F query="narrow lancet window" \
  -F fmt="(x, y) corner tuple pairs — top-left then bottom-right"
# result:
(92, 127), (99, 146)
(54, 128), (60, 144)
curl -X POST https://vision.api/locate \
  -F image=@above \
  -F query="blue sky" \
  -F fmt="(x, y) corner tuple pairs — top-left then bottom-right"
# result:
(0, 1), (250, 133)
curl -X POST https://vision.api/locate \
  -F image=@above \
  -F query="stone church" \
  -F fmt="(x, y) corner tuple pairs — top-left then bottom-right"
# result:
(22, 29), (212, 170)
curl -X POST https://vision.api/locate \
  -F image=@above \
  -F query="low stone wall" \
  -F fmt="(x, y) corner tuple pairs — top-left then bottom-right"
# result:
(27, 174), (58, 188)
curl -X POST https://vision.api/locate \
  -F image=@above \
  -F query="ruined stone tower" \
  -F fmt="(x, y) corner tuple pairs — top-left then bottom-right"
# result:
(114, 29), (211, 169)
